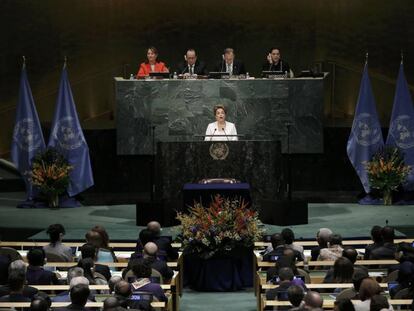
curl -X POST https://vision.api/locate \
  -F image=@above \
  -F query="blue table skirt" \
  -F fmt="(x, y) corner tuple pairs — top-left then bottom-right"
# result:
(183, 247), (253, 291)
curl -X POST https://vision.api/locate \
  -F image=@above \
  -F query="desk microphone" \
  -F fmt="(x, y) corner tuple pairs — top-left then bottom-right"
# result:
(210, 128), (217, 141)
(222, 127), (229, 141)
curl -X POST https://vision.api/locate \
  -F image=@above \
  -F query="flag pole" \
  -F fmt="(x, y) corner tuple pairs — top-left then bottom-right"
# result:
(64, 56), (67, 69)
(365, 52), (368, 65)
(22, 56), (26, 69)
(401, 50), (404, 65)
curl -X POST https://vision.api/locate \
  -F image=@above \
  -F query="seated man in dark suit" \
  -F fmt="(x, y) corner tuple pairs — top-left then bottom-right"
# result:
(147, 221), (178, 261)
(213, 48), (246, 75)
(370, 226), (397, 259)
(265, 267), (295, 300)
(0, 259), (38, 299)
(26, 248), (60, 285)
(55, 283), (90, 311)
(262, 233), (286, 261)
(364, 225), (383, 259)
(142, 242), (174, 281)
(79, 243), (111, 281)
(0, 270), (31, 302)
(310, 228), (332, 261)
(176, 48), (208, 77)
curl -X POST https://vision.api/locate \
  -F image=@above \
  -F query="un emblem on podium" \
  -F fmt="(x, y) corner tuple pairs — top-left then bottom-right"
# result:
(209, 142), (229, 160)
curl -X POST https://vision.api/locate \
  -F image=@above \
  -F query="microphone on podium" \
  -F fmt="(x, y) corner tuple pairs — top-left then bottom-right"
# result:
(222, 127), (229, 141)
(210, 128), (217, 141)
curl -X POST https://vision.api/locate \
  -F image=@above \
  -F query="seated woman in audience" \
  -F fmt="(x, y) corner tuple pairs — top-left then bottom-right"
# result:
(77, 258), (107, 286)
(86, 226), (117, 264)
(136, 46), (169, 78)
(26, 249), (60, 285)
(370, 294), (393, 311)
(324, 257), (354, 283)
(319, 234), (344, 261)
(43, 223), (73, 262)
(352, 278), (392, 311)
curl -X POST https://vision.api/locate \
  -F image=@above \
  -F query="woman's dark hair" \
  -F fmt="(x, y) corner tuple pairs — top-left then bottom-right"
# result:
(359, 278), (381, 301)
(333, 257), (354, 283)
(91, 225), (110, 249)
(46, 224), (65, 244)
(213, 105), (226, 115)
(145, 46), (159, 64)
(268, 47), (280, 54)
(370, 294), (389, 311)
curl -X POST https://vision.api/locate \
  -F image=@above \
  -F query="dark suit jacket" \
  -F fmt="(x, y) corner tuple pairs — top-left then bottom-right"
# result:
(213, 59), (246, 75)
(145, 256), (174, 280)
(26, 266), (60, 285)
(0, 293), (31, 302)
(369, 242), (397, 259)
(95, 264), (111, 281)
(176, 60), (208, 76)
(153, 236), (179, 261)
(0, 285), (38, 299)
(0, 255), (10, 284)
(261, 60), (290, 73)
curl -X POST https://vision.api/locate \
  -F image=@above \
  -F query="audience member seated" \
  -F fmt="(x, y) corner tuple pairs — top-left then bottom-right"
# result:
(142, 242), (173, 281)
(281, 228), (304, 261)
(134, 228), (155, 256)
(55, 283), (91, 311)
(336, 267), (369, 301)
(108, 276), (123, 294)
(52, 267), (84, 301)
(265, 267), (295, 300)
(103, 296), (121, 311)
(389, 260), (414, 298)
(0, 260), (38, 299)
(30, 293), (51, 311)
(130, 259), (167, 302)
(287, 285), (304, 310)
(370, 226), (397, 260)
(77, 258), (107, 285)
(302, 291), (323, 309)
(323, 257), (354, 288)
(319, 234), (344, 261)
(311, 228), (333, 261)
(80, 243), (111, 281)
(43, 223), (73, 262)
(364, 225), (383, 260)
(266, 249), (300, 282)
(352, 278), (385, 311)
(334, 298), (356, 311)
(147, 221), (178, 261)
(26, 248), (60, 285)
(114, 280), (132, 308)
(86, 226), (117, 264)
(370, 294), (393, 311)
(0, 254), (10, 284)
(53, 275), (91, 302)
(342, 247), (369, 275)
(262, 233), (286, 261)
(0, 270), (31, 302)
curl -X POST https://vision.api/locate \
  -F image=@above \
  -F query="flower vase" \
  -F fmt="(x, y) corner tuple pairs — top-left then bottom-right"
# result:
(383, 189), (392, 205)
(48, 193), (60, 209)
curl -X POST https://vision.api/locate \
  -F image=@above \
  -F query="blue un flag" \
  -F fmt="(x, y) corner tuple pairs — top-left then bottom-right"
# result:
(386, 63), (414, 190)
(347, 64), (384, 193)
(48, 66), (94, 196)
(11, 66), (46, 200)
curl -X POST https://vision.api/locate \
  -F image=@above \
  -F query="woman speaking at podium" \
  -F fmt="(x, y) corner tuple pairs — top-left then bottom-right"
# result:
(136, 46), (169, 78)
(205, 105), (238, 141)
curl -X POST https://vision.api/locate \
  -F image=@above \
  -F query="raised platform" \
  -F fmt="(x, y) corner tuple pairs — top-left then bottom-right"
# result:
(0, 192), (413, 241)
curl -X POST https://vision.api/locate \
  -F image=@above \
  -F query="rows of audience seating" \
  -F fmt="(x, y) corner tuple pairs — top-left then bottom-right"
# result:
(255, 227), (414, 310)
(1, 224), (414, 310)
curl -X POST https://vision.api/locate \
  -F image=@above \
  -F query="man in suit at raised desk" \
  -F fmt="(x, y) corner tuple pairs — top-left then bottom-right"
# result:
(214, 48), (246, 75)
(176, 48), (208, 77)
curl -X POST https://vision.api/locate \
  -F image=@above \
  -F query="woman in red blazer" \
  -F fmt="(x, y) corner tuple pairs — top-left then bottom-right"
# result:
(137, 46), (169, 78)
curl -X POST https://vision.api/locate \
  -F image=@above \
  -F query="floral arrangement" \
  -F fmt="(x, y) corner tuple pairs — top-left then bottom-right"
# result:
(365, 147), (410, 204)
(29, 148), (72, 196)
(176, 195), (264, 258)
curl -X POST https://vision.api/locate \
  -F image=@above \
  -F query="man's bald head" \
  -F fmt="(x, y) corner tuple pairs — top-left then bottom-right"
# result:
(103, 296), (120, 311)
(114, 280), (131, 298)
(147, 221), (161, 235)
(143, 242), (158, 258)
(304, 291), (323, 308)
(108, 275), (122, 293)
